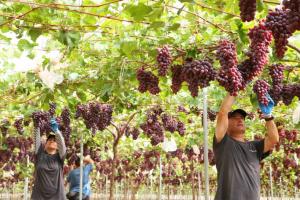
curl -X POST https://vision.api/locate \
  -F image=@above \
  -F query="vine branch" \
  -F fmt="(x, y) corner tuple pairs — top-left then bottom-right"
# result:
(0, 7), (38, 27)
(287, 44), (300, 55)
(194, 1), (239, 17)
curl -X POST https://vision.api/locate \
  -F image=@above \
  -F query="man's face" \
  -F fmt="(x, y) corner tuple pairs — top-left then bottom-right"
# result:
(45, 137), (57, 151)
(228, 113), (246, 134)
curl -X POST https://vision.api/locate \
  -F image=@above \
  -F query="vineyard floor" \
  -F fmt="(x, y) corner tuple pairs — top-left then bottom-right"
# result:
(1, 193), (300, 200)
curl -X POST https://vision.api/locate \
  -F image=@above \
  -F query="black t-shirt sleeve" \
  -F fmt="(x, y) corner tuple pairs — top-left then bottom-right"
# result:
(253, 139), (271, 161)
(213, 134), (228, 150)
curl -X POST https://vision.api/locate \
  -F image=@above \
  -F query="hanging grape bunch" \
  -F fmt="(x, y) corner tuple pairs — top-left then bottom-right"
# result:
(171, 65), (184, 94)
(216, 40), (242, 96)
(181, 59), (216, 97)
(13, 117), (24, 135)
(269, 64), (285, 104)
(161, 114), (185, 136)
(239, 0), (257, 22)
(58, 108), (72, 146)
(253, 80), (270, 106)
(75, 101), (113, 135)
(157, 46), (172, 76)
(32, 110), (52, 135)
(281, 84), (300, 105)
(136, 67), (160, 95)
(238, 22), (272, 88)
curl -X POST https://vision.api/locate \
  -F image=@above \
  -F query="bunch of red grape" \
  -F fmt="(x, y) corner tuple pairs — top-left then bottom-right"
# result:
(32, 110), (52, 135)
(13, 118), (24, 135)
(75, 102), (113, 135)
(49, 102), (56, 117)
(181, 60), (216, 97)
(253, 80), (270, 106)
(238, 23), (272, 88)
(157, 46), (172, 76)
(171, 65), (184, 94)
(269, 64), (285, 104)
(161, 114), (185, 136)
(265, 0), (300, 58)
(125, 126), (140, 140)
(281, 84), (300, 105)
(216, 40), (243, 96)
(239, 0), (257, 22)
(136, 67), (160, 95)
(140, 111), (164, 146)
(57, 108), (72, 146)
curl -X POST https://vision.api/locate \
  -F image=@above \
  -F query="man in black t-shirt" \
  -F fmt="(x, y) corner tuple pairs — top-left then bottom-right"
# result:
(213, 93), (279, 200)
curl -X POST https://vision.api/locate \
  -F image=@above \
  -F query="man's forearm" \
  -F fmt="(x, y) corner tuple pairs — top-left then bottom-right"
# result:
(265, 120), (279, 143)
(55, 130), (66, 159)
(219, 94), (235, 114)
(33, 127), (41, 154)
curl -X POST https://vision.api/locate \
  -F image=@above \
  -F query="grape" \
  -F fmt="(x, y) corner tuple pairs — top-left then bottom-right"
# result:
(239, 0), (256, 22)
(182, 60), (216, 97)
(253, 80), (270, 106)
(283, 0), (300, 12)
(157, 46), (172, 76)
(281, 84), (300, 105)
(216, 40), (242, 96)
(13, 118), (24, 135)
(269, 64), (285, 104)
(171, 65), (184, 94)
(136, 67), (160, 95)
(75, 102), (112, 135)
(32, 111), (52, 135)
(48, 102), (56, 117)
(161, 114), (178, 133)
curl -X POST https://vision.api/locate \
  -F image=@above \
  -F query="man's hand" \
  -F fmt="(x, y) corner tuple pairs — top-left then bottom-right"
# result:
(50, 118), (59, 133)
(259, 94), (274, 118)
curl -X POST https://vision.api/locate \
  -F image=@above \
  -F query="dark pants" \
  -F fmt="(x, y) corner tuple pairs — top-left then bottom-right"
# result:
(66, 192), (89, 200)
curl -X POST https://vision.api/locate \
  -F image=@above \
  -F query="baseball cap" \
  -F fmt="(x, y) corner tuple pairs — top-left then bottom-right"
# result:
(46, 133), (56, 141)
(228, 109), (247, 119)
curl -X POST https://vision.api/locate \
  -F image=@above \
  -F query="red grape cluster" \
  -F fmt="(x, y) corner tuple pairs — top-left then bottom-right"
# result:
(32, 110), (52, 135)
(136, 67), (160, 95)
(125, 126), (140, 140)
(265, 2), (300, 58)
(216, 40), (242, 96)
(253, 80), (270, 106)
(238, 23), (272, 88)
(13, 118), (24, 135)
(161, 114), (185, 136)
(48, 102), (56, 117)
(181, 60), (216, 97)
(269, 64), (285, 104)
(239, 0), (257, 22)
(57, 108), (72, 146)
(281, 84), (300, 105)
(171, 65), (184, 94)
(157, 46), (172, 76)
(140, 111), (164, 146)
(75, 102), (113, 135)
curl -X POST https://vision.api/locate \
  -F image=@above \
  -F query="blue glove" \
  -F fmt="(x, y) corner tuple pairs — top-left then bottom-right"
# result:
(259, 93), (274, 117)
(50, 118), (59, 132)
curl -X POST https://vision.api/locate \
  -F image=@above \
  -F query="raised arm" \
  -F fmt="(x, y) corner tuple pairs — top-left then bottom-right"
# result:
(55, 130), (66, 160)
(83, 155), (94, 165)
(33, 127), (41, 154)
(215, 94), (235, 143)
(263, 119), (279, 152)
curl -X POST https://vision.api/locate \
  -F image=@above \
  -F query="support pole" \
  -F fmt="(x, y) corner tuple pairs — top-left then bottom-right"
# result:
(79, 132), (84, 200)
(24, 155), (29, 200)
(203, 87), (210, 200)
(158, 155), (162, 200)
(269, 164), (273, 199)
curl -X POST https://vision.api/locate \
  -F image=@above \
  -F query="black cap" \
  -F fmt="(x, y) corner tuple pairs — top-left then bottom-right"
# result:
(228, 109), (247, 119)
(46, 133), (56, 141)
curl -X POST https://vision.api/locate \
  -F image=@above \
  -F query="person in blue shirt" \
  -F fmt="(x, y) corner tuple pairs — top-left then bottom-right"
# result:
(66, 155), (93, 200)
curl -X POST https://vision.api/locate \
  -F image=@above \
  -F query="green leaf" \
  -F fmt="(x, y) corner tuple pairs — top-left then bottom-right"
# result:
(179, 0), (194, 3)
(168, 23), (180, 31)
(126, 3), (153, 21)
(120, 41), (137, 56)
(28, 28), (42, 41)
(17, 39), (35, 51)
(257, 0), (264, 12)
(149, 21), (165, 29)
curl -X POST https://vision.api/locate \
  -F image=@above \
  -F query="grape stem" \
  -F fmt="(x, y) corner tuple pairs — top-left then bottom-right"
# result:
(287, 44), (300, 55)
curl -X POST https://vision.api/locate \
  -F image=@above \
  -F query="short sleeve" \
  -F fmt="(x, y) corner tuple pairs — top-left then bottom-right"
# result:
(213, 134), (228, 150)
(84, 164), (93, 173)
(252, 139), (271, 161)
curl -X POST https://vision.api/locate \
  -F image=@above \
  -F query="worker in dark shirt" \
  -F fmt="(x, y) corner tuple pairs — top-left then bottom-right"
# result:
(31, 118), (67, 200)
(213, 93), (279, 200)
